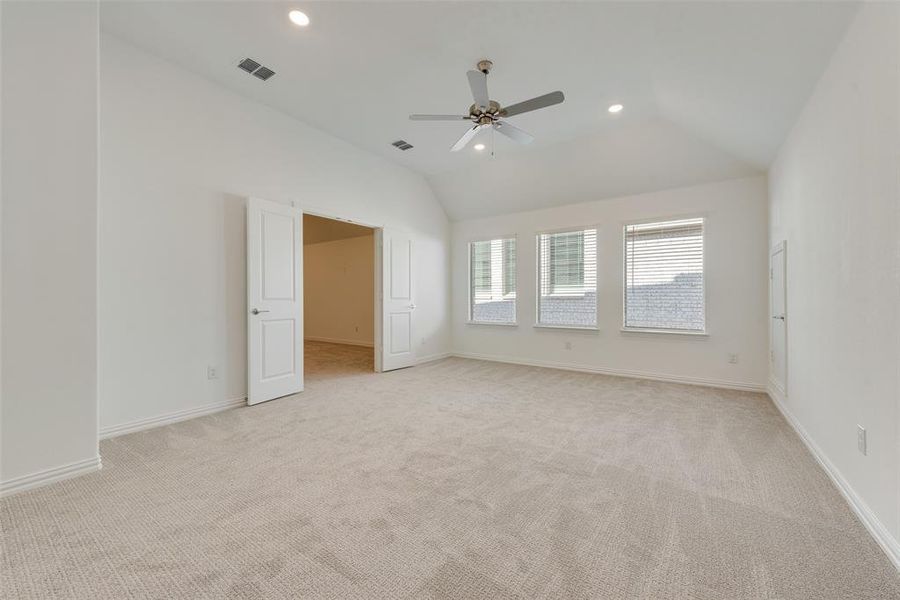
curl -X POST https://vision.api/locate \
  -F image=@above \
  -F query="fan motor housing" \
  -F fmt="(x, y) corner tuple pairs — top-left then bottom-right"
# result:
(469, 100), (501, 123)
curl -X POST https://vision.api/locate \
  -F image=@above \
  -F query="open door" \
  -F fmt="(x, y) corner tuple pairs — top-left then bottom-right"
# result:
(247, 198), (303, 405)
(377, 228), (416, 371)
(770, 241), (787, 397)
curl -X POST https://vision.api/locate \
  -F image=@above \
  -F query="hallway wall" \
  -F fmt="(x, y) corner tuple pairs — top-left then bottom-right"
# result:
(304, 234), (375, 347)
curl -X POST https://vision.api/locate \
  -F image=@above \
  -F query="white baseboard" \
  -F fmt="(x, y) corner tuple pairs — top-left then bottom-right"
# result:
(304, 336), (374, 348)
(451, 351), (767, 392)
(416, 352), (452, 365)
(767, 385), (900, 570)
(100, 396), (246, 440)
(0, 455), (102, 498)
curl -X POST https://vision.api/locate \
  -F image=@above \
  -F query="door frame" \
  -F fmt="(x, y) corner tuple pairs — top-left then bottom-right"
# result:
(298, 204), (386, 373)
(770, 240), (788, 397)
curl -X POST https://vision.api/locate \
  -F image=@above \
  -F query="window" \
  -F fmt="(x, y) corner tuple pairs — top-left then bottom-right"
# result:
(537, 228), (597, 328)
(624, 217), (705, 332)
(549, 231), (584, 292)
(469, 237), (516, 324)
(502, 238), (516, 297)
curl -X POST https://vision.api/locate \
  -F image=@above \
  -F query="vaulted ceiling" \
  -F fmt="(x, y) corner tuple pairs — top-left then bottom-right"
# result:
(100, 1), (858, 220)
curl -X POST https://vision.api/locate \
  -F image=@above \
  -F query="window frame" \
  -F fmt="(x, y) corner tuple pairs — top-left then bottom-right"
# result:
(466, 234), (518, 326)
(621, 214), (709, 336)
(534, 225), (600, 331)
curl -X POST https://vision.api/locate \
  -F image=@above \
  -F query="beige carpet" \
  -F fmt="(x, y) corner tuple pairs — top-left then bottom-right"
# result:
(2, 341), (898, 599)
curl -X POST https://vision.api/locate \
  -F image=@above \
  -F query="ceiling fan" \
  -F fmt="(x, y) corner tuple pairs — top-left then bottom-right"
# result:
(409, 59), (565, 152)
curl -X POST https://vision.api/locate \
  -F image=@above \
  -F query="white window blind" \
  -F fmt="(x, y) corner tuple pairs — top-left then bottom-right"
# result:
(469, 237), (516, 323)
(537, 228), (597, 327)
(624, 217), (705, 331)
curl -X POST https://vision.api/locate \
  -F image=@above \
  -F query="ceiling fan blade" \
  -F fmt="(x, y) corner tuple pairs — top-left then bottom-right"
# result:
(409, 114), (470, 121)
(494, 120), (535, 145)
(450, 124), (486, 152)
(467, 70), (490, 110)
(501, 91), (565, 117)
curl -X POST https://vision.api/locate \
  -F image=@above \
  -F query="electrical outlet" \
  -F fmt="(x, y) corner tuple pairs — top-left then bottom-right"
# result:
(857, 425), (867, 455)
(207, 366), (218, 380)
(728, 353), (739, 364)
(564, 341), (572, 350)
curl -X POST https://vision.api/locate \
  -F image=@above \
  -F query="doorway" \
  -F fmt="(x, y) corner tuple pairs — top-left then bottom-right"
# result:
(770, 241), (787, 397)
(246, 199), (418, 405)
(303, 214), (377, 380)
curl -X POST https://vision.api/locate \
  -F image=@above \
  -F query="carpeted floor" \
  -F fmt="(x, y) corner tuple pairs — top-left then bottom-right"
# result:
(2, 341), (899, 599)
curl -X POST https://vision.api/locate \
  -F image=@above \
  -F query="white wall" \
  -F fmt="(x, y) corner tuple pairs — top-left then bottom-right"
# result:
(1, 1), (100, 491)
(451, 176), (769, 390)
(768, 2), (900, 562)
(98, 34), (449, 433)
(304, 234), (375, 347)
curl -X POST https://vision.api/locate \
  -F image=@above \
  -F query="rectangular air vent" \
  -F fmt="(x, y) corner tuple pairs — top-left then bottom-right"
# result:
(237, 58), (275, 82)
(391, 140), (414, 151)
(238, 58), (261, 74)
(253, 66), (276, 81)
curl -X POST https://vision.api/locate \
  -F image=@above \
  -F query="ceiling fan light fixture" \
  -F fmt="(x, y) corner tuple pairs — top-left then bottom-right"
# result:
(608, 103), (624, 114)
(409, 60), (564, 152)
(288, 10), (310, 26)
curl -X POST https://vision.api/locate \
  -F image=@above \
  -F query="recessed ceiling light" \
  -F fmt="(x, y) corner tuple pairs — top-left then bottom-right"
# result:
(473, 143), (485, 151)
(288, 10), (310, 26)
(608, 103), (624, 114)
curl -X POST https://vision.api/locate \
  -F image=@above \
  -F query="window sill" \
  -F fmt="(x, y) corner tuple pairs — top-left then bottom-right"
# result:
(466, 321), (518, 327)
(620, 327), (708, 337)
(534, 324), (599, 332)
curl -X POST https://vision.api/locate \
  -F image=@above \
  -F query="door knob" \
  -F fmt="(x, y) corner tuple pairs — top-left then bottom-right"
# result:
(772, 315), (784, 320)
(251, 308), (270, 315)
(408, 303), (416, 310)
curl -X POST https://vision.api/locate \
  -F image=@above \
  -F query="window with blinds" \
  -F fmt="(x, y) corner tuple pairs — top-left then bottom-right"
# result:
(624, 217), (705, 332)
(469, 237), (516, 324)
(537, 228), (597, 328)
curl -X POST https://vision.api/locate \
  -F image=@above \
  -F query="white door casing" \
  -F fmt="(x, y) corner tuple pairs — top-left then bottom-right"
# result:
(247, 198), (303, 405)
(377, 228), (416, 371)
(770, 241), (787, 396)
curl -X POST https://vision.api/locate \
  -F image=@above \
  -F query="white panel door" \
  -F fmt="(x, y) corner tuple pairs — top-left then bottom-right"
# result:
(247, 198), (303, 405)
(770, 241), (787, 396)
(377, 229), (416, 371)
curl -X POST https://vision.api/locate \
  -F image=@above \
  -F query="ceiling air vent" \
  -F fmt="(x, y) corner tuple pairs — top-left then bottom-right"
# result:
(391, 140), (414, 151)
(237, 58), (275, 82)
(238, 58), (261, 74)
(253, 66), (276, 81)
